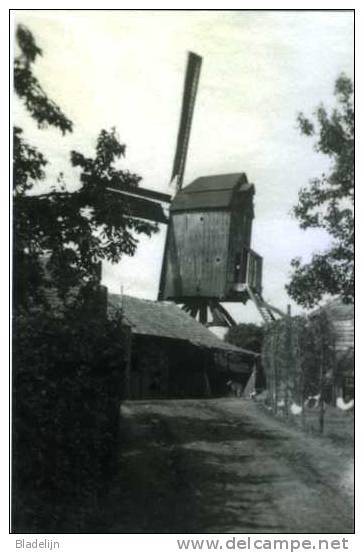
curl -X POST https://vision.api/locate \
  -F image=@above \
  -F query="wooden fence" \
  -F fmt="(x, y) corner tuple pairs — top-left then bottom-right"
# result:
(261, 308), (338, 434)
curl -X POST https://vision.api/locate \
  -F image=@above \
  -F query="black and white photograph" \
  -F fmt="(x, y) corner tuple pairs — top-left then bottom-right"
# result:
(10, 8), (354, 538)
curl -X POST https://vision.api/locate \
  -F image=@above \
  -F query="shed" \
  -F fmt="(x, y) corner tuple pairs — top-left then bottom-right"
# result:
(108, 294), (258, 399)
(158, 173), (262, 303)
(320, 298), (354, 400)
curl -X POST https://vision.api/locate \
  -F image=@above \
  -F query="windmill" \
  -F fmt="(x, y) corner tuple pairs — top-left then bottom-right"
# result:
(108, 52), (284, 326)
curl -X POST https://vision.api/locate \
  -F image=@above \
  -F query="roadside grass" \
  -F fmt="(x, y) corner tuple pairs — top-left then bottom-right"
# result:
(299, 406), (354, 447)
(255, 401), (354, 451)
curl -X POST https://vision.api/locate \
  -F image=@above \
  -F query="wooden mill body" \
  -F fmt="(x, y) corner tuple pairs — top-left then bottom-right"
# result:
(158, 173), (263, 304)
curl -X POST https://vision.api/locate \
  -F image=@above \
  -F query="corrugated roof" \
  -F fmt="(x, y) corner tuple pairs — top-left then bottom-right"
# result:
(170, 173), (254, 212)
(108, 294), (257, 357)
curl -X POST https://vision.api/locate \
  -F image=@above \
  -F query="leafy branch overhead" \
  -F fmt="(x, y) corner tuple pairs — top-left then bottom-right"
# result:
(14, 25), (73, 134)
(286, 75), (354, 307)
(13, 25), (158, 310)
(13, 25), (136, 531)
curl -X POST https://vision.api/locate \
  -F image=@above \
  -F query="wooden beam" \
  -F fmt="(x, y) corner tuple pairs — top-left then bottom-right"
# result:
(208, 301), (229, 327)
(171, 52), (202, 191)
(107, 183), (172, 203)
(214, 303), (237, 327)
(190, 304), (199, 318)
(198, 304), (208, 324)
(106, 189), (169, 224)
(158, 222), (183, 299)
(22, 187), (170, 225)
(258, 298), (285, 319)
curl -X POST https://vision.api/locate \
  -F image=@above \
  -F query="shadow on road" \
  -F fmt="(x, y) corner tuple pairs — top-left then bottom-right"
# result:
(97, 399), (353, 534)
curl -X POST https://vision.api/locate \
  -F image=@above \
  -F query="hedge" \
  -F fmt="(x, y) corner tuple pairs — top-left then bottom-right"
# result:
(12, 307), (126, 532)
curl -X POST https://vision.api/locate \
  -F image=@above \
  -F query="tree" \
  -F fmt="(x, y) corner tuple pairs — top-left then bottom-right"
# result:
(13, 24), (158, 311)
(12, 24), (158, 532)
(225, 323), (263, 353)
(286, 74), (354, 308)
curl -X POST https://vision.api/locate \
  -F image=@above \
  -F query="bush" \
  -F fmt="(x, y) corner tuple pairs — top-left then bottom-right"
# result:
(12, 307), (126, 532)
(225, 323), (263, 353)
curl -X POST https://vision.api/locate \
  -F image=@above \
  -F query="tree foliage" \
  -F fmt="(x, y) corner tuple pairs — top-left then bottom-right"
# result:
(286, 75), (354, 307)
(14, 25), (73, 133)
(13, 25), (158, 311)
(12, 309), (126, 532)
(12, 25), (154, 532)
(225, 323), (263, 353)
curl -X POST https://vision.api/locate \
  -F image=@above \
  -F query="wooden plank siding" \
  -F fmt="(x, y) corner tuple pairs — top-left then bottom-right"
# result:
(161, 210), (231, 299)
(226, 194), (254, 294)
(158, 174), (258, 302)
(322, 300), (354, 355)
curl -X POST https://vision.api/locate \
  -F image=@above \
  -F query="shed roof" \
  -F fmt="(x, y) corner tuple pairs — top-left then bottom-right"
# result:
(170, 173), (254, 212)
(108, 294), (258, 358)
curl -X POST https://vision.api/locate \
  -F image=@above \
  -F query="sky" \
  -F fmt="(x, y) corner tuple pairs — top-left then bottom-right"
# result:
(13, 10), (354, 326)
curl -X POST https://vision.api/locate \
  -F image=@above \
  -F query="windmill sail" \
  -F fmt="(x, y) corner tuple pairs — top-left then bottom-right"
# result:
(171, 52), (202, 191)
(106, 182), (171, 224)
(105, 53), (201, 225)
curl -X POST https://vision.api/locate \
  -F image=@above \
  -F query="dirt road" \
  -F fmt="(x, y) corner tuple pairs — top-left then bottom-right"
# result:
(102, 398), (353, 533)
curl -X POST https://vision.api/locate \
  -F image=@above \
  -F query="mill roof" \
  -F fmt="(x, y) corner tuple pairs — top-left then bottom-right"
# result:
(108, 294), (258, 358)
(170, 173), (254, 212)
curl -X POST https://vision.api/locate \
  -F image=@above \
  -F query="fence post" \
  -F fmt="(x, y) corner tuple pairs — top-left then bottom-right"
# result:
(300, 359), (306, 430)
(272, 326), (278, 414)
(318, 317), (325, 434)
(298, 321), (306, 430)
(331, 336), (337, 407)
(284, 305), (292, 418)
(123, 326), (132, 400)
